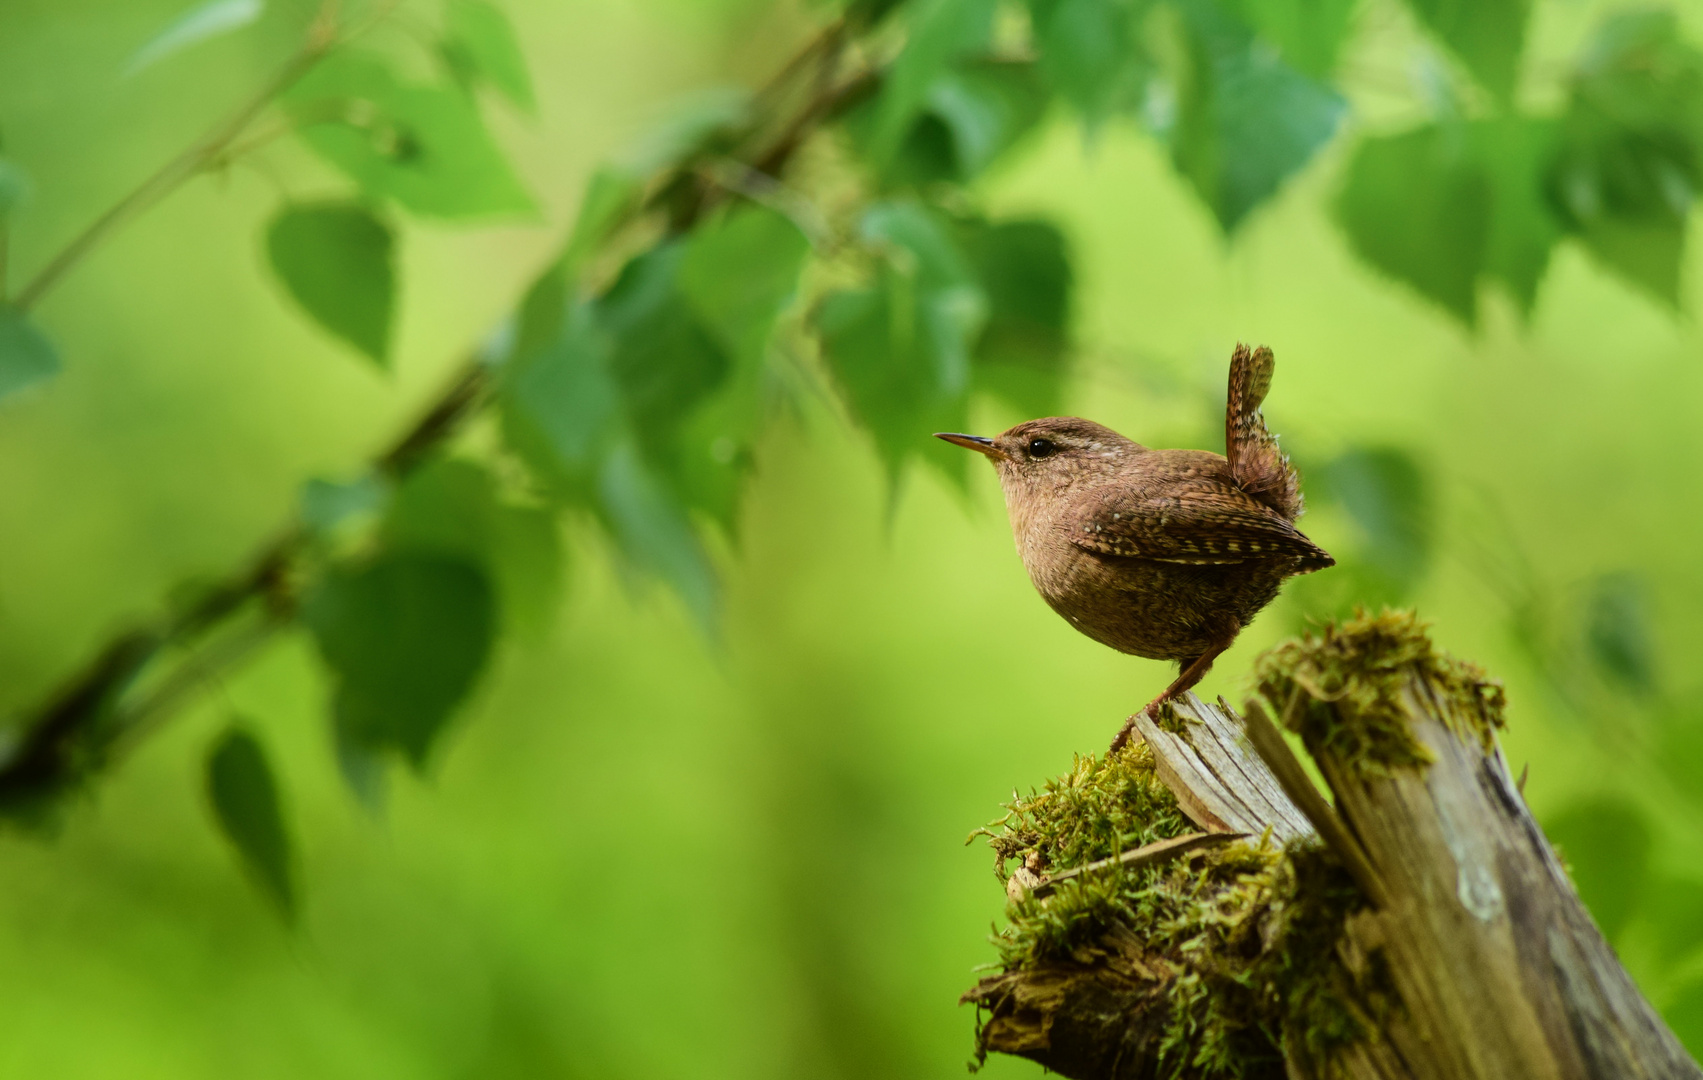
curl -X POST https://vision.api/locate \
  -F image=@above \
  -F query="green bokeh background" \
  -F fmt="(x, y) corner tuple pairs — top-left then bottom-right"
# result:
(3, 0), (1703, 1075)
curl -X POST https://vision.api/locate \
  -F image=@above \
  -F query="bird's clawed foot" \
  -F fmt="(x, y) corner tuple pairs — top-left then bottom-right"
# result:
(1107, 645), (1230, 754)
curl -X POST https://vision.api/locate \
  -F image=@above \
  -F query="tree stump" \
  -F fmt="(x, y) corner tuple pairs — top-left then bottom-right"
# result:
(964, 611), (1699, 1079)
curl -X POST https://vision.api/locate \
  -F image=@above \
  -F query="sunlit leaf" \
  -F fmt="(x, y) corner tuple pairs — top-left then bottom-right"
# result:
(265, 202), (395, 365)
(1167, 0), (1347, 232)
(961, 217), (1073, 418)
(1402, 0), (1528, 102)
(444, 0), (535, 113)
(869, 0), (998, 165)
(1222, 0), (1355, 79)
(285, 53), (534, 219)
(1544, 795), (1651, 944)
(1584, 572), (1656, 695)
(1548, 11), (1703, 307)
(597, 440), (718, 631)
(205, 726), (295, 920)
(126, 0), (263, 76)
(1029, 0), (1149, 123)
(0, 306), (60, 403)
(304, 552), (496, 767)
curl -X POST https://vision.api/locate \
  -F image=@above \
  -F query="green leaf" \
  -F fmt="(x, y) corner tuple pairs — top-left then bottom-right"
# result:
(1030, 0), (1149, 123)
(1317, 447), (1431, 596)
(1167, 0), (1347, 232)
(304, 552), (496, 767)
(1401, 0), (1528, 102)
(502, 302), (622, 490)
(597, 440), (718, 631)
(1337, 124), (1490, 322)
(1584, 572), (1656, 695)
(126, 0), (263, 76)
(444, 0), (535, 113)
(861, 200), (987, 391)
(869, 0), (998, 165)
(1477, 117), (1563, 316)
(205, 726), (295, 920)
(680, 206), (810, 367)
(925, 60), (1050, 179)
(676, 206), (811, 530)
(265, 202), (395, 365)
(0, 306), (60, 403)
(818, 201), (991, 485)
(1337, 118), (1562, 322)
(1543, 795), (1652, 944)
(284, 52), (534, 219)
(960, 217), (1073, 417)
(600, 243), (732, 442)
(1221, 0), (1355, 79)
(1548, 11), (1703, 307)
(383, 457), (564, 638)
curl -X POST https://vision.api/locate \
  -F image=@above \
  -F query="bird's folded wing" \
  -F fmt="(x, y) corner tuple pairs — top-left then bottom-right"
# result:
(1068, 482), (1329, 565)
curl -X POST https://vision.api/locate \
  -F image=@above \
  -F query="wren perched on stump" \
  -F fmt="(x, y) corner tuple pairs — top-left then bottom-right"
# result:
(938, 344), (1333, 751)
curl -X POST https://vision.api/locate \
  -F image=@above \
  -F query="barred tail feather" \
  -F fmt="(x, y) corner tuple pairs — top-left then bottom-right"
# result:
(1225, 343), (1303, 520)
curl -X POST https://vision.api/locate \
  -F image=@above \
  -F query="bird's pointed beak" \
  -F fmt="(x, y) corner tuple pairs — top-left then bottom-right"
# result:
(935, 432), (1005, 460)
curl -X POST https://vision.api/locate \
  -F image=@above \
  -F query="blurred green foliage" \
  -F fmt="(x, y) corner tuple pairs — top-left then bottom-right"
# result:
(2, 0), (1703, 1074)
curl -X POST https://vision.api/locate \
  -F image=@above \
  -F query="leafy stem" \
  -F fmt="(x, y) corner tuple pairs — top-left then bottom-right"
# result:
(0, 17), (882, 810)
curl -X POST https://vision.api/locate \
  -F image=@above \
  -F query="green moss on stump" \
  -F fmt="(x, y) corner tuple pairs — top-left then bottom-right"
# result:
(1255, 608), (1505, 777)
(971, 747), (1386, 1078)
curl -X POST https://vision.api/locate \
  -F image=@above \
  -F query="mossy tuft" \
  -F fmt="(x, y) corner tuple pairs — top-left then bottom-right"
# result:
(1255, 608), (1505, 777)
(973, 748), (1387, 1077)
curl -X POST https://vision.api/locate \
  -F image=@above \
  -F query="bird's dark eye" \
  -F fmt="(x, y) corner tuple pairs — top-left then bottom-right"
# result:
(1028, 438), (1057, 458)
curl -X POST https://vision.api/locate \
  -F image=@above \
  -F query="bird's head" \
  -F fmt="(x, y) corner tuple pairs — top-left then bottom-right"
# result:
(935, 417), (1146, 503)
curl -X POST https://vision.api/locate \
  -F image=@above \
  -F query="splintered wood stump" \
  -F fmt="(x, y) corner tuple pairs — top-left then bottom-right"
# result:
(964, 612), (1700, 1080)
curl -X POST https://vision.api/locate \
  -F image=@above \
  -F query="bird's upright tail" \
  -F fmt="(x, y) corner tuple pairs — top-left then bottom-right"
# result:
(1225, 343), (1304, 520)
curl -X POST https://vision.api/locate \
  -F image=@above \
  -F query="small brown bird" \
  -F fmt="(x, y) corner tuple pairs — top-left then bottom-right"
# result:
(937, 344), (1333, 750)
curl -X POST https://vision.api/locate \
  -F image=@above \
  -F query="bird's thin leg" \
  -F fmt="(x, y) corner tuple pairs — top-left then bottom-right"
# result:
(1108, 644), (1230, 754)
